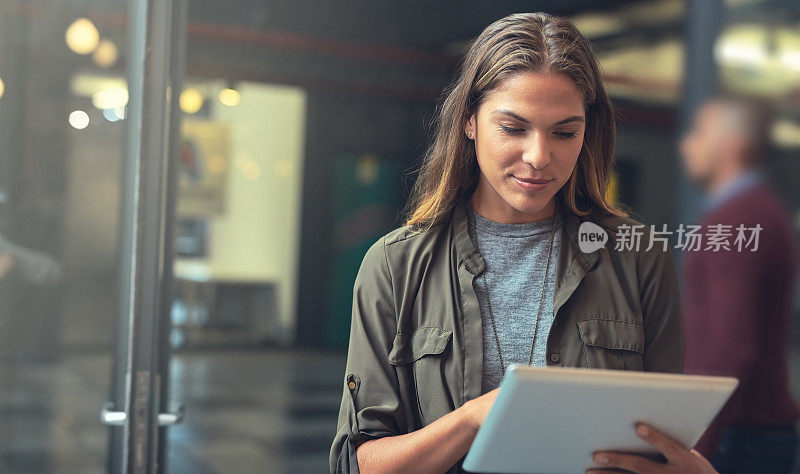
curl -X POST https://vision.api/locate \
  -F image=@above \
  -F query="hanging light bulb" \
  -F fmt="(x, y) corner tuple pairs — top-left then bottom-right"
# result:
(218, 84), (241, 107)
(69, 110), (90, 130)
(65, 18), (100, 55)
(180, 88), (204, 114)
(241, 161), (261, 180)
(92, 87), (129, 109)
(92, 39), (118, 68)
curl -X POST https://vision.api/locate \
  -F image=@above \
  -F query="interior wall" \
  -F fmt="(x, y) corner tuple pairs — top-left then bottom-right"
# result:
(615, 122), (680, 228)
(295, 91), (434, 347)
(183, 81), (307, 342)
(61, 81), (307, 348)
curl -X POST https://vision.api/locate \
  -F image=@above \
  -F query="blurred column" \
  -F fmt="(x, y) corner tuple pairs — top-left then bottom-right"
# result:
(675, 0), (724, 234)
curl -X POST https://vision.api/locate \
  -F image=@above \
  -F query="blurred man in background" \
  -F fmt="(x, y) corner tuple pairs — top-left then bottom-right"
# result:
(680, 93), (799, 473)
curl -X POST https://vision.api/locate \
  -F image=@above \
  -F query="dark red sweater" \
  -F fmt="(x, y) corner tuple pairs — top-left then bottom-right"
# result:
(682, 182), (800, 457)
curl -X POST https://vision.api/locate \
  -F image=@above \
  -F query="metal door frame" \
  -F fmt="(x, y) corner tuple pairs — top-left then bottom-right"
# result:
(104, 0), (188, 472)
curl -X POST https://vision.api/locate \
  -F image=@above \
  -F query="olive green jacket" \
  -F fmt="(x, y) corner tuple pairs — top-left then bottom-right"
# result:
(330, 200), (684, 473)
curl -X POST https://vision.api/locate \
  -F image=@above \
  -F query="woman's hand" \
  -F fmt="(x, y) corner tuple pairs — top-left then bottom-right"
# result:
(463, 387), (499, 431)
(587, 423), (718, 474)
(356, 387), (501, 473)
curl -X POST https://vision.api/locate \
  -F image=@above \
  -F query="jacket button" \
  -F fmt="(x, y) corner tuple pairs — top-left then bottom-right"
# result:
(348, 381), (356, 390)
(550, 353), (561, 363)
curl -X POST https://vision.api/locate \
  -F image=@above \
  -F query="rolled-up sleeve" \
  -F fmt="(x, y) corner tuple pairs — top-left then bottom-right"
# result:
(637, 235), (685, 374)
(330, 236), (404, 473)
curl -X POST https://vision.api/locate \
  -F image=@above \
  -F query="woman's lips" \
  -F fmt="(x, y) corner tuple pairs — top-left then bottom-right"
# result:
(512, 175), (553, 191)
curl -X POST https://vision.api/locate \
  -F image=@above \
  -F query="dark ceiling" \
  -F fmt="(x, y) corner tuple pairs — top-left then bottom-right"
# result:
(186, 0), (642, 51)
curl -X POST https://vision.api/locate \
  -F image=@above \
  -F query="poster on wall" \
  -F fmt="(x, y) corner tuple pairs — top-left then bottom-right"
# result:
(178, 120), (231, 216)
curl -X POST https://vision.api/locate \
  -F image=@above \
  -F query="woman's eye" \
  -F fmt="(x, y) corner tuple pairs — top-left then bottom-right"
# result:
(555, 131), (577, 140)
(499, 125), (524, 134)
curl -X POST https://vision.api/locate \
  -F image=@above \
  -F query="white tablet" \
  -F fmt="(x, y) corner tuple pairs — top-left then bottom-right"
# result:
(462, 364), (738, 473)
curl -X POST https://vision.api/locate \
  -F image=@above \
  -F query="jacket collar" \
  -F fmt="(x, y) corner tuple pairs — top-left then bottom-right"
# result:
(452, 200), (483, 275)
(451, 198), (600, 277)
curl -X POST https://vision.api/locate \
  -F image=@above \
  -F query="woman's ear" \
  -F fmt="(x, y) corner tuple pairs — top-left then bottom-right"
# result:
(464, 114), (476, 140)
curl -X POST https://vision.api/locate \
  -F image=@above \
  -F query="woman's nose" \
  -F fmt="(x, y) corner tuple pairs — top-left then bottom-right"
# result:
(521, 133), (552, 170)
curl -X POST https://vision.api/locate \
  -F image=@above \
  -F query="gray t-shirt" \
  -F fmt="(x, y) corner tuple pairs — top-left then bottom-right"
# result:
(467, 205), (563, 394)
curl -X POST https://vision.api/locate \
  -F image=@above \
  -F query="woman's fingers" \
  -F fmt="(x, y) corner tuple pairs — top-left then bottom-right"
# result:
(633, 423), (686, 462)
(589, 425), (717, 474)
(591, 451), (662, 473)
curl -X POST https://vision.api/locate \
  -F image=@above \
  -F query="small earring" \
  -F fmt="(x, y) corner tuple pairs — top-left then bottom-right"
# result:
(466, 131), (473, 139)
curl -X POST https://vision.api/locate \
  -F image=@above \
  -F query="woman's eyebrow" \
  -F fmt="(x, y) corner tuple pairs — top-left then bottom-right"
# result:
(492, 109), (530, 124)
(492, 109), (585, 126)
(553, 115), (585, 125)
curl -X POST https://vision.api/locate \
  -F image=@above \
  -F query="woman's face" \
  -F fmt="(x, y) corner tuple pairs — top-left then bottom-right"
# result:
(465, 71), (586, 224)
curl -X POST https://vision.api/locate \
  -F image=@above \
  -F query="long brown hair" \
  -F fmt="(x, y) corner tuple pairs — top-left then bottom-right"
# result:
(404, 12), (626, 230)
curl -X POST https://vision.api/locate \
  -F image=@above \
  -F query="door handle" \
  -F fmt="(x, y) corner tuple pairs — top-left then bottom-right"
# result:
(100, 401), (185, 427)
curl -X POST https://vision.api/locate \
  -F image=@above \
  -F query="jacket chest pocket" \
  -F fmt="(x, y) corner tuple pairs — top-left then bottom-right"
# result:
(577, 319), (644, 371)
(387, 326), (453, 426)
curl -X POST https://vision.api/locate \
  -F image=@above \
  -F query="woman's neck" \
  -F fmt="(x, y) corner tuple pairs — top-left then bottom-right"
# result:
(470, 188), (557, 224)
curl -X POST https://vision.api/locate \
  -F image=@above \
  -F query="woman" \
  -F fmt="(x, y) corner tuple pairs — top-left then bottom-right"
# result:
(331, 12), (701, 474)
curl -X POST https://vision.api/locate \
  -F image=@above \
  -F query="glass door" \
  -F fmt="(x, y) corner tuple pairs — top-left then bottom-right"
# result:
(0, 1), (318, 471)
(0, 0), (187, 472)
(0, 0), (189, 472)
(101, 0), (187, 472)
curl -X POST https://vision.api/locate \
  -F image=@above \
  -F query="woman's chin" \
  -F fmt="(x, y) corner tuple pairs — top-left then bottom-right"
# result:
(503, 195), (555, 220)
(513, 192), (554, 210)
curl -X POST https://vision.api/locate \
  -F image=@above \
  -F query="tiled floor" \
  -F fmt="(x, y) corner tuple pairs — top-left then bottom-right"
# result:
(1, 346), (799, 473)
(0, 348), (345, 473)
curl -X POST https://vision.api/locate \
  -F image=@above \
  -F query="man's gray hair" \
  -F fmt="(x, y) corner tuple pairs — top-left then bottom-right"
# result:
(711, 92), (774, 164)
